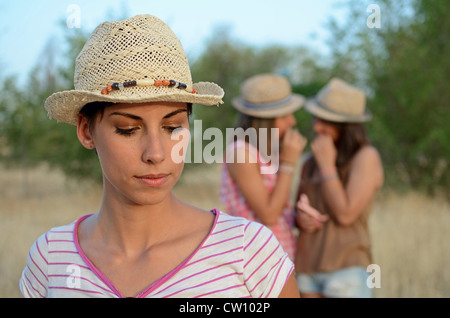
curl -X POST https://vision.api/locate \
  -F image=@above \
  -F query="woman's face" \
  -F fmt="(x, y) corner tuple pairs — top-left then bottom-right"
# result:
(274, 113), (297, 139)
(313, 117), (340, 142)
(79, 101), (190, 206)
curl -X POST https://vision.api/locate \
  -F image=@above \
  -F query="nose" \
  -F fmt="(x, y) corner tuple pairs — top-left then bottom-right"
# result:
(141, 131), (165, 164)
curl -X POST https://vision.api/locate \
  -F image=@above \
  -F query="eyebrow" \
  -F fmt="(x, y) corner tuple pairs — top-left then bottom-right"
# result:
(109, 108), (187, 121)
(109, 112), (142, 120)
(163, 108), (187, 119)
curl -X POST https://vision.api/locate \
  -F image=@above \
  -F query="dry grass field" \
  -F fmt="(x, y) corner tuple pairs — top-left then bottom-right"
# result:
(1, 163), (449, 298)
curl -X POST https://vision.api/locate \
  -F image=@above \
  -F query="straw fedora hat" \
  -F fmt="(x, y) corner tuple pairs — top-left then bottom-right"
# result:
(231, 74), (304, 118)
(45, 15), (224, 125)
(304, 78), (371, 123)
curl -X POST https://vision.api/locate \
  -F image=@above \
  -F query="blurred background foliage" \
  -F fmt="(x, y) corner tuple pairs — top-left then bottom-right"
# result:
(0, 0), (448, 198)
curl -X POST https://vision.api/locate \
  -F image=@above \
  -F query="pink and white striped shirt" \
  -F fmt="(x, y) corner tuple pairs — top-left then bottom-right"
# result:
(20, 209), (293, 298)
(220, 141), (296, 261)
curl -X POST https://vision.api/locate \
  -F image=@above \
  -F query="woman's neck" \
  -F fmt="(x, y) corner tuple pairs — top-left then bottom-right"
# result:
(91, 191), (183, 256)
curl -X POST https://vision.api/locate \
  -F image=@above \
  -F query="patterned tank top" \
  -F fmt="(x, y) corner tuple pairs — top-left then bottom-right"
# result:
(219, 140), (296, 261)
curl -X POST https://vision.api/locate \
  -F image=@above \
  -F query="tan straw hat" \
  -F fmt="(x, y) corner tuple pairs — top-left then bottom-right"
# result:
(304, 78), (372, 123)
(45, 15), (224, 125)
(231, 74), (304, 118)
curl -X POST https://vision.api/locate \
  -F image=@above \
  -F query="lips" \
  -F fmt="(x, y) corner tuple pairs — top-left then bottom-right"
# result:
(135, 173), (170, 187)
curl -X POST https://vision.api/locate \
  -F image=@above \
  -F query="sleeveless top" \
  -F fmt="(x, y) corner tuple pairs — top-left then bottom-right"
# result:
(219, 140), (296, 261)
(295, 154), (374, 274)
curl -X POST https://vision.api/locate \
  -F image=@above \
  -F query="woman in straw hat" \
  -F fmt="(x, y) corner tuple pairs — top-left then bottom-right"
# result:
(20, 15), (299, 298)
(220, 73), (307, 262)
(294, 78), (384, 298)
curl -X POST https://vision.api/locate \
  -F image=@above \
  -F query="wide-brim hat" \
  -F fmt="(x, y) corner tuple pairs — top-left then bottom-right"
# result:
(231, 74), (304, 118)
(304, 78), (371, 123)
(45, 15), (224, 125)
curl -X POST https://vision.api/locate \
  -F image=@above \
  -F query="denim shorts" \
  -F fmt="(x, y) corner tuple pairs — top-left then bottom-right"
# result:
(296, 266), (373, 298)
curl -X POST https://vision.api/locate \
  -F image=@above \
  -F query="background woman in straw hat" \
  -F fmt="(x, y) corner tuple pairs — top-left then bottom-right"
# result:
(294, 78), (384, 298)
(220, 73), (307, 262)
(20, 15), (299, 298)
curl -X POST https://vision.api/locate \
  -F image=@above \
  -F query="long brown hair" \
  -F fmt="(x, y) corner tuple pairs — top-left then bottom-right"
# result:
(334, 122), (370, 170)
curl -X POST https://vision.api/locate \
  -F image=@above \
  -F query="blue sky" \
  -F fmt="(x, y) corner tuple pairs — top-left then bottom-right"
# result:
(0, 0), (348, 86)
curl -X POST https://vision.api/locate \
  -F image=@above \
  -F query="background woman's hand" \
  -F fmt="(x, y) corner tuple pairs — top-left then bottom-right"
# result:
(296, 194), (328, 233)
(310, 134), (337, 170)
(281, 129), (307, 164)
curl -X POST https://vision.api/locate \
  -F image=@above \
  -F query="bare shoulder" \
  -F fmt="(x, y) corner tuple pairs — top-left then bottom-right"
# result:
(354, 145), (382, 165)
(357, 144), (380, 156)
(352, 145), (384, 186)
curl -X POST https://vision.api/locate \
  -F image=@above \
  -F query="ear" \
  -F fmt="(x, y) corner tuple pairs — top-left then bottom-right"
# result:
(77, 114), (95, 149)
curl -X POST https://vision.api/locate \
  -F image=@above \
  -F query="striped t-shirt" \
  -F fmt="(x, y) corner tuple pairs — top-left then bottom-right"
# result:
(20, 209), (294, 298)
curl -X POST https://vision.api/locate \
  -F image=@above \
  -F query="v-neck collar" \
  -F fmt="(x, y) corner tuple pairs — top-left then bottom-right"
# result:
(73, 209), (220, 298)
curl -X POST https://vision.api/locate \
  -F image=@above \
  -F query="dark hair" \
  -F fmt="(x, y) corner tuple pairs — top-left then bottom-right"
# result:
(79, 101), (193, 131)
(334, 122), (370, 169)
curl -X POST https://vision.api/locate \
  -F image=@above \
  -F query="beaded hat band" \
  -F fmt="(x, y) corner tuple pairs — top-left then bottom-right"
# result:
(44, 15), (224, 125)
(100, 79), (197, 95)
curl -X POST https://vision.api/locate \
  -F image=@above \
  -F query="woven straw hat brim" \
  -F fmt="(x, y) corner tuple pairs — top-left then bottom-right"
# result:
(305, 98), (372, 123)
(231, 94), (305, 119)
(45, 82), (224, 125)
(44, 15), (225, 125)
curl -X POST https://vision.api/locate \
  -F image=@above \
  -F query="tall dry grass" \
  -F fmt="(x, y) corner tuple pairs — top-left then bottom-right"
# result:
(1, 163), (449, 298)
(370, 191), (450, 297)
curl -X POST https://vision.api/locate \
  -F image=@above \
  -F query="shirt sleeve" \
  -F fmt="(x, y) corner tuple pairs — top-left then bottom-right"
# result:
(242, 221), (294, 298)
(20, 232), (49, 298)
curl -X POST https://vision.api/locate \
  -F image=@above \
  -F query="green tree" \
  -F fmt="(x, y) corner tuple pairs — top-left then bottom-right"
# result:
(40, 27), (103, 182)
(189, 26), (327, 164)
(325, 0), (449, 197)
(0, 26), (102, 183)
(190, 26), (292, 130)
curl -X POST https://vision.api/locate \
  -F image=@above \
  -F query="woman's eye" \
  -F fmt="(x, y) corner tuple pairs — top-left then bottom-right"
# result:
(165, 126), (182, 133)
(115, 127), (137, 136)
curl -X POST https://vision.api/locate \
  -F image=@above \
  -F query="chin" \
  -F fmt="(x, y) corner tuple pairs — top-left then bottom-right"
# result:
(132, 189), (173, 207)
